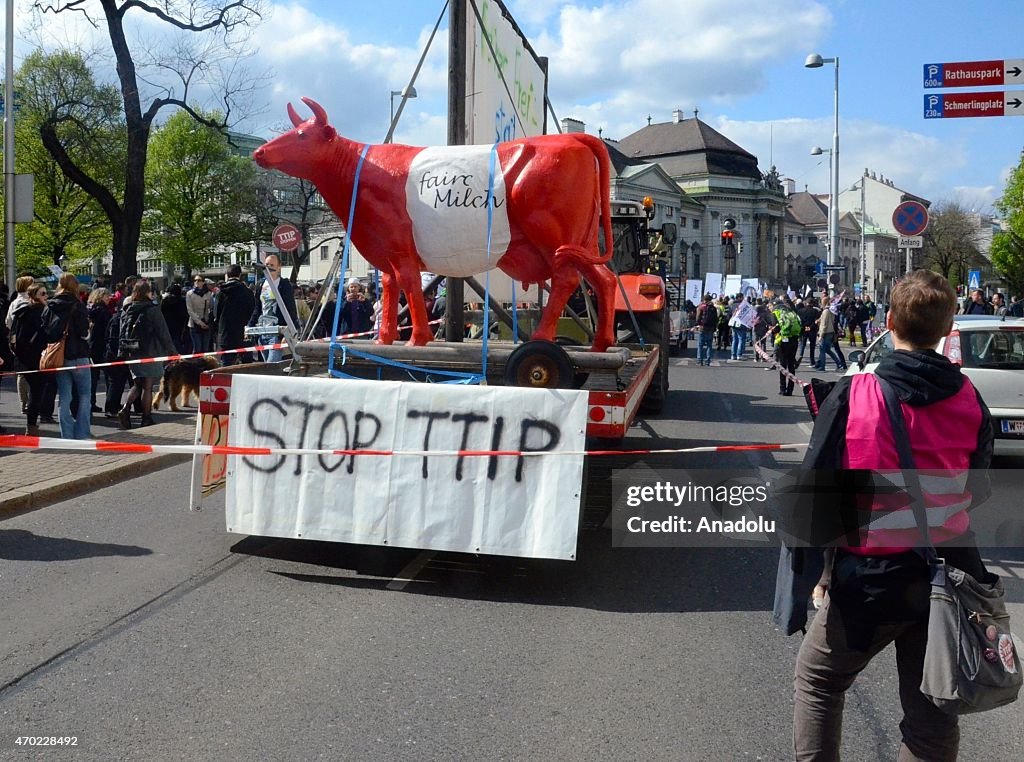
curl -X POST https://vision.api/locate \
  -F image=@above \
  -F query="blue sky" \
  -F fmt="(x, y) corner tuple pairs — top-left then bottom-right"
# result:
(22, 0), (1024, 212)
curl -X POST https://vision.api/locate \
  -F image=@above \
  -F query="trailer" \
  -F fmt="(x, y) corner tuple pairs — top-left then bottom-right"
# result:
(190, 201), (671, 562)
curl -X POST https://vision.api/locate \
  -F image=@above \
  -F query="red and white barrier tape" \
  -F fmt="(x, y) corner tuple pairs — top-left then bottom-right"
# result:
(0, 434), (809, 458)
(753, 337), (809, 389)
(0, 319), (445, 378)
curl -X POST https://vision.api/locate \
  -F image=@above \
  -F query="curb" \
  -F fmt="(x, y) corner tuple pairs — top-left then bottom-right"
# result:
(0, 450), (191, 519)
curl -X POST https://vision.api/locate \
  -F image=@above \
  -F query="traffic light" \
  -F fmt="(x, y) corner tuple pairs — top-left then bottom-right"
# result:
(737, 242), (744, 254)
(721, 229), (734, 246)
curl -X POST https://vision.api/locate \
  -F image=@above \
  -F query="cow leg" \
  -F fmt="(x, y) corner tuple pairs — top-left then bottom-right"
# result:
(376, 269), (400, 345)
(576, 262), (617, 352)
(532, 265), (580, 344)
(393, 260), (434, 346)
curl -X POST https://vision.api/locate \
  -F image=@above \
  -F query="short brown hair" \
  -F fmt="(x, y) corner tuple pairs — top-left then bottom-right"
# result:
(15, 275), (34, 293)
(889, 270), (956, 349)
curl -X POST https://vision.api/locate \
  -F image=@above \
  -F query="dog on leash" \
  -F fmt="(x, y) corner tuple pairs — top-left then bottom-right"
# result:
(153, 356), (221, 411)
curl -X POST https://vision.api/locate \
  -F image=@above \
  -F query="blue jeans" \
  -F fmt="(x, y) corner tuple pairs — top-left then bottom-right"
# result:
(815, 334), (845, 371)
(698, 330), (714, 365)
(731, 326), (747, 359)
(190, 327), (211, 354)
(57, 358), (92, 439)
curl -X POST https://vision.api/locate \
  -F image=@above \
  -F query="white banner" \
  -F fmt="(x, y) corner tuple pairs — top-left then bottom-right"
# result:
(741, 278), (761, 298)
(685, 279), (703, 304)
(724, 274), (743, 297)
(704, 272), (723, 297)
(465, 0), (546, 144)
(226, 375), (588, 559)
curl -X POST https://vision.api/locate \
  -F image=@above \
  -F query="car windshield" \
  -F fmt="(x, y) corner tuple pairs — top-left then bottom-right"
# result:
(866, 330), (895, 363)
(960, 329), (1024, 369)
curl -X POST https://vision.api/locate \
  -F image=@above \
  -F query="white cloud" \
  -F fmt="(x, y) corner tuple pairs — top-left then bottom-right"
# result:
(249, 2), (449, 144)
(712, 115), (973, 205)
(536, 0), (831, 108)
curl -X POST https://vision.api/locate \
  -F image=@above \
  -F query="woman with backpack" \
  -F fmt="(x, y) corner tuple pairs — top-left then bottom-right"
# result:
(9, 283), (50, 436)
(117, 281), (177, 429)
(44, 273), (92, 439)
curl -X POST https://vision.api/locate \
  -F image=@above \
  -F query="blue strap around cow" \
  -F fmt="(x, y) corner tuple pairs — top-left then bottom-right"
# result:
(329, 143), (370, 379)
(480, 142), (500, 382)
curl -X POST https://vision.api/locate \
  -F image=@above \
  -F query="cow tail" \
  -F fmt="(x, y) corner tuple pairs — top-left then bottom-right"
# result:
(577, 133), (614, 265)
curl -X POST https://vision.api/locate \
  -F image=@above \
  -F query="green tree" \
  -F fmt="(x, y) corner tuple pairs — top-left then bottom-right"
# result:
(143, 109), (256, 275)
(30, 0), (266, 283)
(922, 200), (982, 283)
(6, 51), (116, 275)
(993, 149), (1024, 296)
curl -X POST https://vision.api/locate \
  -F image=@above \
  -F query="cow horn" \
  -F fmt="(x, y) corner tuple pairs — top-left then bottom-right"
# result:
(302, 97), (329, 126)
(286, 102), (303, 127)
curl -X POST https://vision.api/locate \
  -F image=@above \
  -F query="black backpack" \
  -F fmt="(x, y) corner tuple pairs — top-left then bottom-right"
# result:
(118, 306), (150, 359)
(701, 303), (718, 330)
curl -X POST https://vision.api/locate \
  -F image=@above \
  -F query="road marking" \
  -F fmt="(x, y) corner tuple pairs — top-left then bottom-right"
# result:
(386, 550), (434, 591)
(798, 422), (814, 437)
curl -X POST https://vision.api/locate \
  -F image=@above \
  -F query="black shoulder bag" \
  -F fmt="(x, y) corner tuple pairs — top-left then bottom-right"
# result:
(877, 376), (1021, 715)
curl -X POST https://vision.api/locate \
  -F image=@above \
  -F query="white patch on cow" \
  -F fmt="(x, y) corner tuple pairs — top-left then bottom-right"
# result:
(406, 145), (511, 277)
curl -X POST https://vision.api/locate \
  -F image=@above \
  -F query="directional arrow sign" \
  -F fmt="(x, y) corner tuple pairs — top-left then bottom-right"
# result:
(924, 91), (1024, 119)
(923, 59), (1024, 88)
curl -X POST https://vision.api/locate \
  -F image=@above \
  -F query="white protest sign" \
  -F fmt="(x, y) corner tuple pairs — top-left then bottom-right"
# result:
(685, 279), (703, 304)
(741, 278), (760, 298)
(733, 300), (757, 329)
(226, 375), (588, 560)
(704, 272), (723, 297)
(724, 274), (743, 297)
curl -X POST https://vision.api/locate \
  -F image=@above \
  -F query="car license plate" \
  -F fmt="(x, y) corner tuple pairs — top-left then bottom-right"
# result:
(1001, 419), (1024, 435)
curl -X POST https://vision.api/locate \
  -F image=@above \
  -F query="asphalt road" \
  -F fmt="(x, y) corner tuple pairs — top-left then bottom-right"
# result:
(2, 352), (1023, 760)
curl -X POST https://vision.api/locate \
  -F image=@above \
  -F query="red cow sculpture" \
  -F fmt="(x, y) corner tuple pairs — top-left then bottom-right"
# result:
(253, 97), (617, 351)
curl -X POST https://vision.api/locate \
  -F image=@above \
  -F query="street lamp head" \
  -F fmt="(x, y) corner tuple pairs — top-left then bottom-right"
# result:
(805, 53), (824, 68)
(810, 146), (826, 156)
(391, 86), (417, 99)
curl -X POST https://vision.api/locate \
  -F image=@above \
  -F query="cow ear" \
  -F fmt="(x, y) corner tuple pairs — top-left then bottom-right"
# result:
(322, 125), (336, 141)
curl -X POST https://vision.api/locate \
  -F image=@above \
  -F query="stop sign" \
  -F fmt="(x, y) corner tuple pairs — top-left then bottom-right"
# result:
(272, 223), (301, 252)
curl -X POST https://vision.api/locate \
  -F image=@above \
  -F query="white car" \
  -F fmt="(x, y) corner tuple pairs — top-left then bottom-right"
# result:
(846, 316), (1024, 455)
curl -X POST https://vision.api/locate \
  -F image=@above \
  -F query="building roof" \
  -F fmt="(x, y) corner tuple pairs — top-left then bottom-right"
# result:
(786, 191), (829, 226)
(602, 139), (649, 176)
(614, 117), (762, 180)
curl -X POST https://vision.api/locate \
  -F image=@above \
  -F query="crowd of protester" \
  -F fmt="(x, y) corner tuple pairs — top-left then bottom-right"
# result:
(0, 266), (385, 439)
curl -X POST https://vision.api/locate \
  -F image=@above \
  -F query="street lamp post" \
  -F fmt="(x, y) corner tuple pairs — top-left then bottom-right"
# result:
(805, 53), (840, 269)
(810, 146), (833, 269)
(389, 86), (418, 134)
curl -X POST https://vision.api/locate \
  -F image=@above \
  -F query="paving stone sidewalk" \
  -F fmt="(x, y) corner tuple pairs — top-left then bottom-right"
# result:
(0, 417), (197, 517)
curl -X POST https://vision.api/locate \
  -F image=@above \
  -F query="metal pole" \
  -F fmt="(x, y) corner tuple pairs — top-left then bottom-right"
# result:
(859, 177), (866, 297)
(444, 0), (466, 342)
(3, 0), (15, 287)
(830, 57), (840, 270)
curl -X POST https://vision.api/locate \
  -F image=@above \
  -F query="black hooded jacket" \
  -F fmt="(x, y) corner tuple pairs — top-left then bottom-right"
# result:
(43, 292), (91, 361)
(214, 278), (256, 348)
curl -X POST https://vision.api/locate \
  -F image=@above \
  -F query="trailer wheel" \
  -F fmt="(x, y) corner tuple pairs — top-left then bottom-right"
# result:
(554, 335), (590, 388)
(639, 309), (670, 413)
(504, 341), (576, 389)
